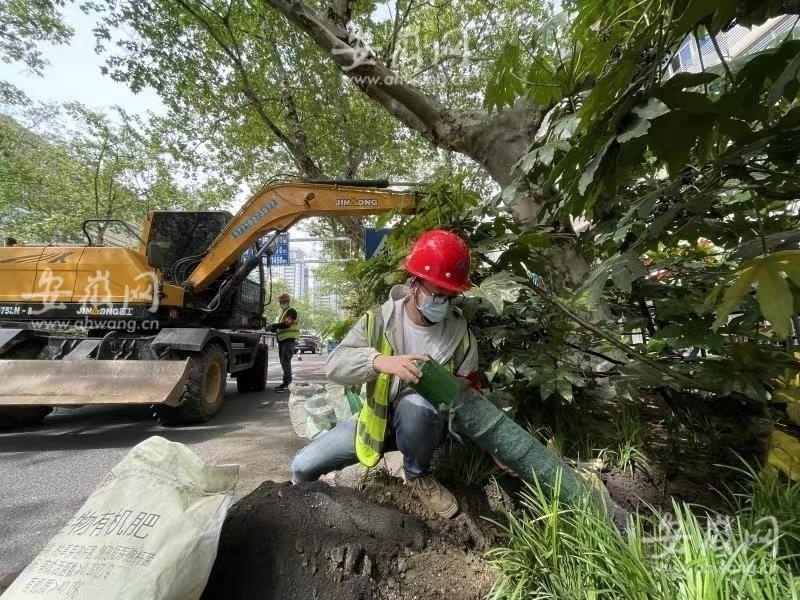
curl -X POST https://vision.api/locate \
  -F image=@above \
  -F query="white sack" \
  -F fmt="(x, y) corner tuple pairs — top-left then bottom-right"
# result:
(2, 436), (238, 600)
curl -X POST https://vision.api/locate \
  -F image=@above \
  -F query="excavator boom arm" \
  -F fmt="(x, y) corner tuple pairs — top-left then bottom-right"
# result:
(186, 182), (416, 293)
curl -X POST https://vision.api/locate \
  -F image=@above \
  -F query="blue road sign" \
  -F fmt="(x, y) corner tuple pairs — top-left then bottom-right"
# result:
(264, 233), (290, 266)
(364, 228), (390, 259)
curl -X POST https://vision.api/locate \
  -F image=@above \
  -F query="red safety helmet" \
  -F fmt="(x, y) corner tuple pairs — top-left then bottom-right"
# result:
(404, 230), (472, 293)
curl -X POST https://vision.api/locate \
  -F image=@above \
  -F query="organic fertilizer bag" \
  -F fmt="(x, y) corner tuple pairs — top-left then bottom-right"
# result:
(2, 436), (238, 600)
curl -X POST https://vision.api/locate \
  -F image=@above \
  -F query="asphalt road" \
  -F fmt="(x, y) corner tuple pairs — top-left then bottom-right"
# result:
(0, 350), (326, 588)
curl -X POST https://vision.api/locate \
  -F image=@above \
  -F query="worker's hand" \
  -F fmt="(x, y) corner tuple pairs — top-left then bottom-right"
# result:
(373, 354), (428, 383)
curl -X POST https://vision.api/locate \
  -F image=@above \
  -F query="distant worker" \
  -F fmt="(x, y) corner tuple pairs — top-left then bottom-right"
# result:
(270, 292), (299, 393)
(291, 230), (478, 518)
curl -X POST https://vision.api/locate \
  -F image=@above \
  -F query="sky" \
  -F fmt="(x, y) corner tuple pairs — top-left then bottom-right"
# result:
(0, 3), (164, 118)
(0, 1), (394, 117)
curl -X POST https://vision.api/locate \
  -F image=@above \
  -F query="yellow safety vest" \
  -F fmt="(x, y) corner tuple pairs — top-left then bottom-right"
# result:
(276, 307), (300, 342)
(355, 309), (470, 468)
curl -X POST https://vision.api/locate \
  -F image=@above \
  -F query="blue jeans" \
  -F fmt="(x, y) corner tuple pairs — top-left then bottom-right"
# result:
(291, 393), (443, 484)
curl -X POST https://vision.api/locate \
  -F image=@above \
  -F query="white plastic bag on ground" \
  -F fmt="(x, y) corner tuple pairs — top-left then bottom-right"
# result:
(325, 384), (355, 423)
(288, 383), (361, 440)
(288, 383), (326, 438)
(2, 436), (238, 600)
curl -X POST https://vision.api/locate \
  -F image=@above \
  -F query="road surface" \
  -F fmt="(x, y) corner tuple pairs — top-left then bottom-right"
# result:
(0, 351), (326, 589)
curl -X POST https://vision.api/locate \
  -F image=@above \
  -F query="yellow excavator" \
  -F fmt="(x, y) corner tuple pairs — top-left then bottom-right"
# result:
(0, 179), (415, 427)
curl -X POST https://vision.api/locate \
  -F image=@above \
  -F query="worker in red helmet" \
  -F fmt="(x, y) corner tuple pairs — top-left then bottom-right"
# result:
(291, 230), (477, 519)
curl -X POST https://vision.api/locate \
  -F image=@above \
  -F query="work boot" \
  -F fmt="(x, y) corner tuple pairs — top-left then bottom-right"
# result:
(274, 385), (289, 393)
(408, 475), (458, 518)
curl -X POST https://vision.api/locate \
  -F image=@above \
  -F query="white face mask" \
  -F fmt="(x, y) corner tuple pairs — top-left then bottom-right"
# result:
(414, 284), (452, 323)
(279, 302), (289, 311)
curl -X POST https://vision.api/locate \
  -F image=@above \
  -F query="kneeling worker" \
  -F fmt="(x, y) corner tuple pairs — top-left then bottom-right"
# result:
(291, 230), (478, 518)
(270, 292), (299, 393)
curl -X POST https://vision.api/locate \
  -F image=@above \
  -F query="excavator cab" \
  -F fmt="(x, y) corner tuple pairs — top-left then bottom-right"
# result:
(143, 210), (267, 329)
(142, 210), (233, 281)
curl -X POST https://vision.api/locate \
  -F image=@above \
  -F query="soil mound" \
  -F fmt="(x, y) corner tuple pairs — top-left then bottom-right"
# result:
(202, 478), (496, 600)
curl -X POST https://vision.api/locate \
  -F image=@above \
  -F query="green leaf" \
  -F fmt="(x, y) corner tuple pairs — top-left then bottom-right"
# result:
(774, 386), (800, 405)
(540, 380), (556, 401)
(610, 252), (648, 293)
(768, 49), (800, 108)
(578, 137), (614, 196)
(656, 89), (717, 115)
(648, 112), (713, 176)
(616, 99), (670, 144)
(487, 358), (503, 383)
(576, 253), (620, 305)
(579, 56), (636, 130)
(501, 179), (522, 206)
(515, 141), (571, 174)
(711, 266), (756, 330)
(551, 113), (579, 141)
(560, 371), (586, 387)
(484, 42), (524, 113)
(556, 378), (573, 402)
(674, 0), (735, 33)
(711, 252), (798, 337)
(770, 250), (800, 287)
(466, 271), (525, 315)
(663, 71), (720, 90)
(755, 265), (793, 338)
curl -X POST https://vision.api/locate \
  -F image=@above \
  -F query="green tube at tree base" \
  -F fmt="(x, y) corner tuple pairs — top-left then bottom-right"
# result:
(408, 356), (462, 407)
(409, 356), (630, 530)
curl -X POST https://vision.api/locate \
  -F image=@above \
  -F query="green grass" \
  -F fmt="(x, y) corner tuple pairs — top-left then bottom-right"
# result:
(596, 405), (649, 474)
(486, 468), (800, 600)
(433, 441), (501, 487)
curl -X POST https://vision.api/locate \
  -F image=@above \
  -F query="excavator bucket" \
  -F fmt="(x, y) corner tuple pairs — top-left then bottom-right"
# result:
(0, 360), (190, 407)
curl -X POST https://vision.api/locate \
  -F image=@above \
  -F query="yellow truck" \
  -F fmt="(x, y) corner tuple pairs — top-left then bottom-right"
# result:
(0, 179), (414, 427)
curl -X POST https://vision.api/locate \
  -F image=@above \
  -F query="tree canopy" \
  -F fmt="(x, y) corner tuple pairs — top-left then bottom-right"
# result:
(0, 100), (233, 243)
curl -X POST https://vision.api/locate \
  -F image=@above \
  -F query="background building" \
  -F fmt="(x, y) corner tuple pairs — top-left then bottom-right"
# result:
(274, 248), (309, 298)
(667, 15), (799, 77)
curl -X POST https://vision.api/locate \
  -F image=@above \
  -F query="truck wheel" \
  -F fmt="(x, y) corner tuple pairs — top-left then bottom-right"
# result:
(155, 344), (227, 426)
(236, 343), (268, 393)
(0, 406), (52, 429)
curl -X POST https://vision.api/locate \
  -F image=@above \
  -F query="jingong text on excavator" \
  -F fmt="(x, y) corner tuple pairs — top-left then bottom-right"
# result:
(0, 179), (416, 428)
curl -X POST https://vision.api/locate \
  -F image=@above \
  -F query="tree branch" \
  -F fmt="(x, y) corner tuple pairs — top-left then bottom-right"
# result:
(326, 0), (357, 27)
(707, 29), (733, 83)
(528, 281), (718, 392)
(93, 134), (108, 219)
(262, 30), (323, 176)
(258, 0), (543, 186)
(175, 0), (319, 175)
(385, 0), (415, 69)
(259, 0), (445, 134)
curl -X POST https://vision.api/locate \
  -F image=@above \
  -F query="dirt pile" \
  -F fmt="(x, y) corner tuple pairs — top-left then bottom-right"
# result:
(202, 477), (497, 600)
